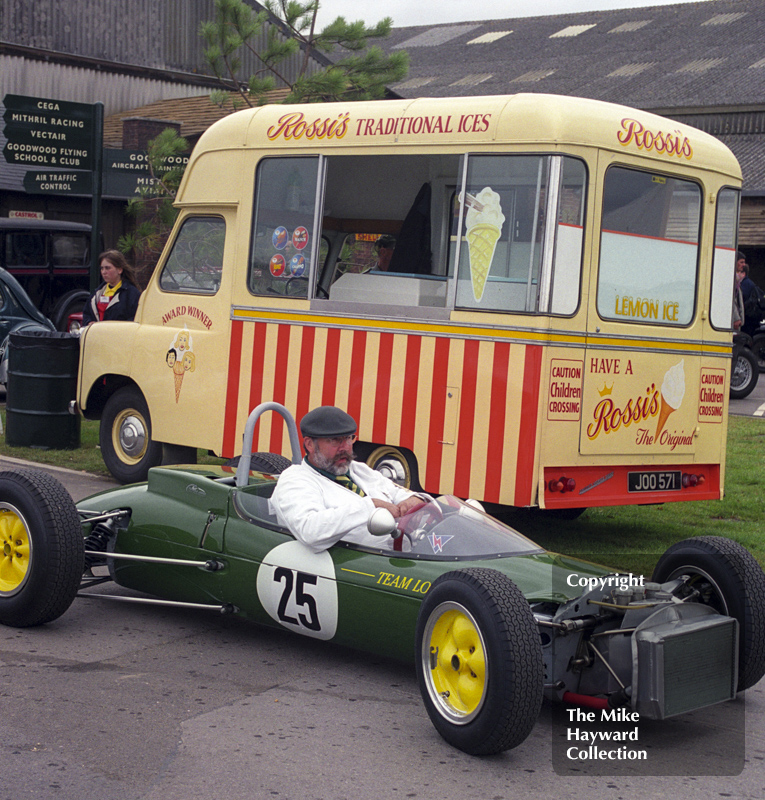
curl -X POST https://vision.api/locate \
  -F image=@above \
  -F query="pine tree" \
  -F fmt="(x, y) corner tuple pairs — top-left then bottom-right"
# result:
(117, 129), (189, 286)
(200, 0), (408, 106)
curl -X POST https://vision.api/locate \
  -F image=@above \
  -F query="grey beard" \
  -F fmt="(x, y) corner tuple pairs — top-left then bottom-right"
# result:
(311, 449), (354, 476)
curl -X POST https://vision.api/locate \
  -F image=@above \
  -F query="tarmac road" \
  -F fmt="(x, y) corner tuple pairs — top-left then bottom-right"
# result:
(0, 459), (763, 799)
(729, 364), (765, 418)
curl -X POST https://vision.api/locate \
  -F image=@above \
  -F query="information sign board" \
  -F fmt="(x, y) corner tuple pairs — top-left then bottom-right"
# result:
(3, 93), (95, 170)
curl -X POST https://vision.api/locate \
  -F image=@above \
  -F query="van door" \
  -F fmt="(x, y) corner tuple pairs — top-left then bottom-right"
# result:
(580, 156), (703, 461)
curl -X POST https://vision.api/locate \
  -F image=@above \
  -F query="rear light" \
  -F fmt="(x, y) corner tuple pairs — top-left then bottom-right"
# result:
(548, 476), (576, 493)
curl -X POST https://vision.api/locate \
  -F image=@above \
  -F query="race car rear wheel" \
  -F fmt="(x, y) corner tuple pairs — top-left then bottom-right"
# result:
(0, 470), (84, 627)
(100, 386), (163, 484)
(415, 568), (543, 755)
(652, 536), (765, 691)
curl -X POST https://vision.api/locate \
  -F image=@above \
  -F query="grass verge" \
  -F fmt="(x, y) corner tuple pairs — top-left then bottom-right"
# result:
(0, 410), (223, 477)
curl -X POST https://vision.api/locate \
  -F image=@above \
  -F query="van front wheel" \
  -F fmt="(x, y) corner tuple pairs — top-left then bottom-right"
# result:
(100, 387), (163, 484)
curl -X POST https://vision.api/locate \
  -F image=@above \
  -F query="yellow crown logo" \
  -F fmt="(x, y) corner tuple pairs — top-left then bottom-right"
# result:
(598, 383), (613, 397)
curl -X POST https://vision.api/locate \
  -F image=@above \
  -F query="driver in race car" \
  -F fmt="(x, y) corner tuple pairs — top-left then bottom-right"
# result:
(269, 406), (425, 553)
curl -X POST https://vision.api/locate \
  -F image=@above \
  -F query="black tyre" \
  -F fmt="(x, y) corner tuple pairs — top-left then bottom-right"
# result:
(54, 294), (87, 331)
(730, 347), (758, 399)
(100, 386), (163, 484)
(415, 567), (543, 755)
(0, 470), (84, 627)
(225, 452), (292, 474)
(652, 536), (765, 691)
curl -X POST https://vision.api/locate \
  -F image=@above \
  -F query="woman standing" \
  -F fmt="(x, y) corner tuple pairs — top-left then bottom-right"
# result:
(82, 250), (141, 325)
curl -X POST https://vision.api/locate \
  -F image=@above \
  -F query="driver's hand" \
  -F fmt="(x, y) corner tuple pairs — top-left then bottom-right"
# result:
(397, 495), (426, 516)
(372, 498), (403, 518)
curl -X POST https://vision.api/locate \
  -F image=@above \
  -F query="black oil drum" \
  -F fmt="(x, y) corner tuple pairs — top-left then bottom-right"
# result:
(6, 330), (81, 449)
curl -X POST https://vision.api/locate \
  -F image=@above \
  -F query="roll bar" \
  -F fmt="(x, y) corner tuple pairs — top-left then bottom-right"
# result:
(235, 402), (302, 487)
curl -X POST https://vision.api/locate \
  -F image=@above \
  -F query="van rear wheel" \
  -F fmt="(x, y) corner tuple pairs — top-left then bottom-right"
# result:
(100, 387), (163, 484)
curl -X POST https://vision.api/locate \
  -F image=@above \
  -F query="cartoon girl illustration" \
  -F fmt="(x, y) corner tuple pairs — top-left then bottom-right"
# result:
(167, 326), (196, 402)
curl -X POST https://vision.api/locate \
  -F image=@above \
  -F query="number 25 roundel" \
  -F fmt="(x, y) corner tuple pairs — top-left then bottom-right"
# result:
(256, 542), (339, 640)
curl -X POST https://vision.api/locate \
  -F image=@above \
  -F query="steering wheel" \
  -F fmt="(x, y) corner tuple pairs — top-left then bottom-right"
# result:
(393, 500), (443, 550)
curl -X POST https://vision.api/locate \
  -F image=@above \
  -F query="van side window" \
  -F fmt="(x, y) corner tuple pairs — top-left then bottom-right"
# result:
(318, 153), (460, 307)
(597, 167), (701, 326)
(453, 155), (586, 314)
(160, 217), (225, 294)
(249, 157), (320, 298)
(710, 188), (740, 330)
(248, 152), (585, 313)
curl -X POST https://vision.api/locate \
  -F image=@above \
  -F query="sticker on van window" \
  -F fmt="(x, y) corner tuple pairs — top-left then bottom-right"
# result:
(462, 187), (505, 302)
(289, 255), (306, 277)
(273, 227), (289, 249)
(270, 254), (286, 276)
(292, 227), (309, 250)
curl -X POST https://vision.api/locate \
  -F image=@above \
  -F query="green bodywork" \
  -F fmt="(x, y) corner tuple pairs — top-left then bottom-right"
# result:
(78, 465), (612, 664)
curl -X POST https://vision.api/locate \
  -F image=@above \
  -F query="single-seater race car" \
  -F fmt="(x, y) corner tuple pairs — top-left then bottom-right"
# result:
(1, 403), (763, 756)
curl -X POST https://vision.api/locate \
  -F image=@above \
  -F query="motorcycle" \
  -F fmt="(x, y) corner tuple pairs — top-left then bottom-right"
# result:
(730, 332), (759, 399)
(752, 327), (765, 373)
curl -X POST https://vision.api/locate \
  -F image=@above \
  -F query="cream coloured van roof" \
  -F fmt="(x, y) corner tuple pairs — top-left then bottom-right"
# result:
(182, 93), (742, 201)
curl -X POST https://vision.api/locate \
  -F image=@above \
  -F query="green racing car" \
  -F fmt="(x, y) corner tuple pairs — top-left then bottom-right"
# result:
(1, 403), (763, 755)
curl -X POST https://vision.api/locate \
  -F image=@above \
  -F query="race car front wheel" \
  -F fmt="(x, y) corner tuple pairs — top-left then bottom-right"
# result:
(652, 536), (765, 692)
(100, 386), (163, 484)
(0, 470), (84, 627)
(415, 568), (543, 755)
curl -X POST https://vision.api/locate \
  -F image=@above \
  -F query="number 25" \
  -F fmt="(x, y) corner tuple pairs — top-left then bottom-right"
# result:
(274, 567), (321, 631)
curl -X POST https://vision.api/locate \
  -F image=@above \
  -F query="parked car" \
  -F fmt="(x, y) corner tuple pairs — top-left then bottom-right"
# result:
(1, 404), (763, 755)
(0, 217), (95, 330)
(0, 266), (57, 386)
(66, 312), (84, 335)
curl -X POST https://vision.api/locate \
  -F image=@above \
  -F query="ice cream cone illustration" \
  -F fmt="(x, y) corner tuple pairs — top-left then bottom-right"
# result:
(654, 396), (676, 439)
(173, 361), (185, 403)
(655, 360), (685, 439)
(466, 223), (501, 301)
(464, 188), (505, 302)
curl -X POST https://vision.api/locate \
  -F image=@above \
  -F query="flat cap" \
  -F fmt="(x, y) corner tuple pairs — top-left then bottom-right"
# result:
(300, 406), (357, 437)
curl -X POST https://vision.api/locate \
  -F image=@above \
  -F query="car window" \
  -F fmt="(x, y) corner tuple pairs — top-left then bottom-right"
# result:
(51, 233), (89, 266)
(159, 216), (225, 294)
(6, 232), (46, 268)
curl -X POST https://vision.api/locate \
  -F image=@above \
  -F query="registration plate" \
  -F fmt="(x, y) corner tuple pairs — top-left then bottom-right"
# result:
(627, 470), (682, 493)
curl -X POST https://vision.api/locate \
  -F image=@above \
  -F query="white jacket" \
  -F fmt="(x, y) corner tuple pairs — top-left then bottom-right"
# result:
(269, 459), (414, 552)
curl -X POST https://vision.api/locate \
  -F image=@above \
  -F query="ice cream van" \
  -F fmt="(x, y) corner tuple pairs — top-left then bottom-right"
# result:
(75, 93), (742, 512)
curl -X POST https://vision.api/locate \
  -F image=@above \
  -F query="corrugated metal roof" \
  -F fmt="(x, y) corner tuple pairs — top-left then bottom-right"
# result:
(379, 0), (765, 193)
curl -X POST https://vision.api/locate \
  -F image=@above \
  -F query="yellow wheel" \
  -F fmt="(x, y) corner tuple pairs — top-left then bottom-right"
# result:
(0, 505), (31, 596)
(423, 602), (487, 723)
(366, 446), (413, 489)
(0, 470), (83, 627)
(415, 568), (543, 755)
